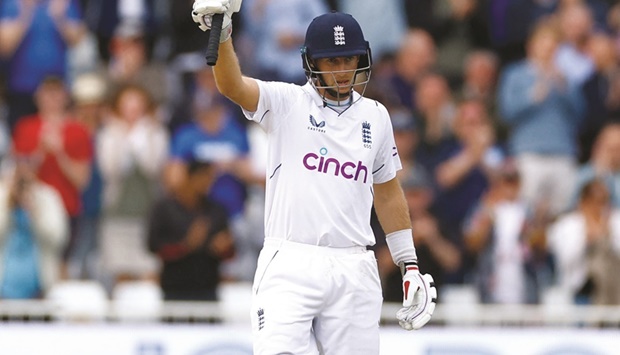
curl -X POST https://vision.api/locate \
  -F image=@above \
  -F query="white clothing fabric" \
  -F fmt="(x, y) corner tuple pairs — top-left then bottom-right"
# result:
(555, 43), (594, 86)
(244, 80), (399, 353)
(251, 238), (382, 355)
(0, 181), (68, 294)
(97, 117), (169, 211)
(490, 201), (528, 304)
(516, 153), (577, 216)
(547, 210), (620, 296)
(243, 81), (401, 248)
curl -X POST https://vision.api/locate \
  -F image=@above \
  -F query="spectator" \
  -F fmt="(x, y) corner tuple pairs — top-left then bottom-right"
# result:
(67, 72), (108, 280)
(165, 0), (212, 132)
(457, 49), (507, 144)
(165, 67), (254, 220)
(100, 20), (167, 115)
(0, 156), (68, 299)
(338, 0), (407, 61)
(251, 0), (328, 84)
(547, 178), (620, 305)
(497, 20), (584, 217)
(12, 76), (92, 279)
(389, 29), (437, 112)
(579, 32), (620, 162)
(390, 107), (419, 181)
(164, 67), (257, 281)
(0, 0), (87, 132)
(463, 161), (549, 304)
(413, 71), (457, 183)
(97, 83), (168, 287)
(0, 62), (9, 162)
(81, 0), (162, 62)
(433, 98), (503, 227)
(554, 1), (596, 86)
(428, 0), (491, 88)
(574, 123), (620, 209)
(374, 167), (461, 302)
(484, 0), (557, 66)
(148, 157), (235, 301)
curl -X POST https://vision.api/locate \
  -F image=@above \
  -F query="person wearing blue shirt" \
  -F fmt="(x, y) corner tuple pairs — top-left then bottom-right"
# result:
(0, 157), (68, 299)
(0, 0), (86, 131)
(497, 20), (584, 218)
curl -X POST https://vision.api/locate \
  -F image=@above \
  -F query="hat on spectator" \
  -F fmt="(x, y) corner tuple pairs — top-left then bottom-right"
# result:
(72, 73), (107, 105)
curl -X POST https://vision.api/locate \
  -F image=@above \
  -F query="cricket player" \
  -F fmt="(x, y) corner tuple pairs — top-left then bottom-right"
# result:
(192, 1), (437, 354)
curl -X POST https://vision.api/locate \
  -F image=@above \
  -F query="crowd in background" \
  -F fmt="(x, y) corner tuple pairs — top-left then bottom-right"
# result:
(1, 0), (620, 308)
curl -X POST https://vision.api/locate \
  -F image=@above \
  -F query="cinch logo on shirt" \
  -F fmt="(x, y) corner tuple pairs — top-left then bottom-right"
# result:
(303, 147), (368, 183)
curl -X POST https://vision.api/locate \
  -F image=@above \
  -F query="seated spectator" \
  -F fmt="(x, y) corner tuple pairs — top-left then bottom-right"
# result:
(148, 157), (235, 301)
(463, 161), (549, 304)
(547, 179), (620, 305)
(573, 123), (620, 209)
(373, 168), (461, 302)
(0, 156), (68, 299)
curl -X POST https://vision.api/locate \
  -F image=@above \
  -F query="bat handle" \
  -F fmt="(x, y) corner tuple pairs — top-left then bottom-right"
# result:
(205, 13), (224, 66)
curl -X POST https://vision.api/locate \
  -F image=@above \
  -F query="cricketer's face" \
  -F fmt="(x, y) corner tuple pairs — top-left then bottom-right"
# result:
(315, 56), (360, 100)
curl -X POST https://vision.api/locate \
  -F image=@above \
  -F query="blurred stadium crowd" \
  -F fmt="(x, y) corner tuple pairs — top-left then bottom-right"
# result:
(1, 0), (620, 310)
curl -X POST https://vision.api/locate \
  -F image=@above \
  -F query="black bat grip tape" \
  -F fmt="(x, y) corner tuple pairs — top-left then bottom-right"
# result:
(205, 13), (224, 66)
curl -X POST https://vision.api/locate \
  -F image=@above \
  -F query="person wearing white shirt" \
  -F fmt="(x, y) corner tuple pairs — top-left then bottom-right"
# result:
(191, 2), (437, 354)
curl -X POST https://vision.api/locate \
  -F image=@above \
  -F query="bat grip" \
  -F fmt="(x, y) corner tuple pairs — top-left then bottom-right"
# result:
(205, 13), (224, 66)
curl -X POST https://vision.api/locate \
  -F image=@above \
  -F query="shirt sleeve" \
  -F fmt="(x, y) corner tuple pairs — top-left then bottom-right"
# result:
(242, 79), (301, 133)
(372, 103), (401, 184)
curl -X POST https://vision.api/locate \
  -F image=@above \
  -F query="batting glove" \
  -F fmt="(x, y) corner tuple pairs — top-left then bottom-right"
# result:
(192, 0), (242, 38)
(396, 261), (437, 330)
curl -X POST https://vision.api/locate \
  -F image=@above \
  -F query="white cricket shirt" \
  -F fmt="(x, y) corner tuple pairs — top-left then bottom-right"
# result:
(243, 81), (402, 247)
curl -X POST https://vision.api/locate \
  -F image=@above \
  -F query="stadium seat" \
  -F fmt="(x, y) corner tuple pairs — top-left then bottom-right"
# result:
(46, 280), (109, 322)
(111, 280), (163, 322)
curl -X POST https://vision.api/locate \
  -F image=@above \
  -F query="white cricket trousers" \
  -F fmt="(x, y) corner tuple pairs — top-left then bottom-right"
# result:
(251, 238), (383, 355)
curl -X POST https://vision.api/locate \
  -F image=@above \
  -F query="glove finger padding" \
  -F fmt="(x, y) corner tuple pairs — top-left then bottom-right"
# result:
(192, 0), (239, 32)
(397, 273), (437, 330)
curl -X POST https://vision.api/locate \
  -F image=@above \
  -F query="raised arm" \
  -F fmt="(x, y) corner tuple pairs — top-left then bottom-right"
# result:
(212, 39), (260, 112)
(192, 0), (259, 112)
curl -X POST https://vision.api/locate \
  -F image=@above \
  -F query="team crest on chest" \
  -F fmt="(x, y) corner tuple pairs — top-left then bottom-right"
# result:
(308, 114), (326, 133)
(362, 121), (372, 148)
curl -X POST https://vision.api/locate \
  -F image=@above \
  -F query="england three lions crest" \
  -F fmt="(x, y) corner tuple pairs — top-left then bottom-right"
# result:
(362, 121), (372, 149)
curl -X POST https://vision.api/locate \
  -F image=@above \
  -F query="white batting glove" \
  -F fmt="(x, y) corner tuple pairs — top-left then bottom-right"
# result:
(396, 261), (437, 330)
(192, 0), (242, 32)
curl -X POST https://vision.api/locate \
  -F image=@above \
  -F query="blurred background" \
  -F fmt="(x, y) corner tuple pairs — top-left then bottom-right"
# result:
(1, 0), (620, 354)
